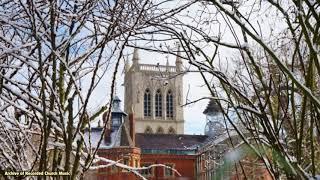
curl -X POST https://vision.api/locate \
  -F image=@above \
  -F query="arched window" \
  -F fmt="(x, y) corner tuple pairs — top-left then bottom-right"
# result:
(155, 89), (162, 117)
(168, 127), (176, 134)
(156, 127), (164, 134)
(166, 90), (174, 118)
(145, 126), (153, 134)
(144, 89), (151, 117)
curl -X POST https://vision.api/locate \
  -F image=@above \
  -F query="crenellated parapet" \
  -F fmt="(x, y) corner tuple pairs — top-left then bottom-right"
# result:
(138, 64), (176, 73)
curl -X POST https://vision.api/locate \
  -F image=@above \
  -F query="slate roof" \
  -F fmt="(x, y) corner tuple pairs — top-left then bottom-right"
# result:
(84, 123), (133, 149)
(135, 133), (208, 150)
(83, 127), (111, 148)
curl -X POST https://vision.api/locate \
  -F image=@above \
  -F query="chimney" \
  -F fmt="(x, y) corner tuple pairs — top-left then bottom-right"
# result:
(129, 113), (135, 146)
(103, 112), (112, 143)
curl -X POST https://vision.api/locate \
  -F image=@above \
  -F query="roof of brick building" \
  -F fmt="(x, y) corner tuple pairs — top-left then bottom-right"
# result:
(136, 133), (208, 151)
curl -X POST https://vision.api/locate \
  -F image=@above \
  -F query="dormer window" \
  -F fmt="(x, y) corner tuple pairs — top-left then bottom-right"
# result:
(112, 117), (121, 126)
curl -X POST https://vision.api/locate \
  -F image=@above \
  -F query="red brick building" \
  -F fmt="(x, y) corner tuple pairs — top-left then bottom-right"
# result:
(83, 52), (274, 179)
(136, 133), (207, 179)
(139, 154), (196, 179)
(85, 111), (208, 180)
(96, 147), (141, 180)
(84, 97), (272, 180)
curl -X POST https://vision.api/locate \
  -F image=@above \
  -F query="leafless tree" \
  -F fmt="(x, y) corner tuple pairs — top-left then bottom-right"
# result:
(0, 0), (194, 179)
(130, 0), (320, 179)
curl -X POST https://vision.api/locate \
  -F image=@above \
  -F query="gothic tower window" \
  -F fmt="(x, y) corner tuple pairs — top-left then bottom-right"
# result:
(144, 89), (151, 117)
(155, 89), (162, 117)
(166, 90), (174, 118)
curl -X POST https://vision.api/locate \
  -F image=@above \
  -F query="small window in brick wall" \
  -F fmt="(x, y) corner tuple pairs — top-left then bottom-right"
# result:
(141, 163), (153, 177)
(164, 164), (175, 177)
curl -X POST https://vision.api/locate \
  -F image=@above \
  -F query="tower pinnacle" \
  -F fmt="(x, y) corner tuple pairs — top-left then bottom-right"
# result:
(124, 55), (130, 73)
(132, 47), (139, 65)
(175, 44), (182, 72)
(166, 55), (169, 72)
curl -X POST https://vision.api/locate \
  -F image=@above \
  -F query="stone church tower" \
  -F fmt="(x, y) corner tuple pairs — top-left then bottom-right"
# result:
(124, 48), (184, 134)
